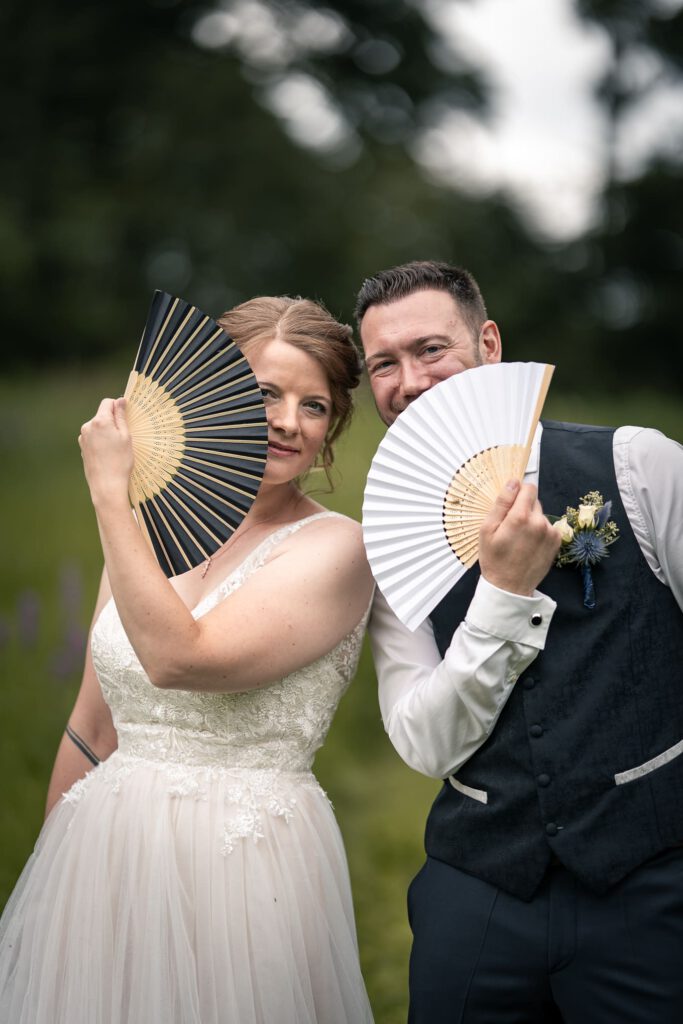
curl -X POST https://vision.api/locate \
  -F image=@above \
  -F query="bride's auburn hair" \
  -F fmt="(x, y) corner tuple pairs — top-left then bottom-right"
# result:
(218, 296), (361, 488)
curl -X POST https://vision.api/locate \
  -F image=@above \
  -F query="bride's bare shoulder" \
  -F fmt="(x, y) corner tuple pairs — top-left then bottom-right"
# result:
(298, 514), (370, 582)
(260, 512), (372, 613)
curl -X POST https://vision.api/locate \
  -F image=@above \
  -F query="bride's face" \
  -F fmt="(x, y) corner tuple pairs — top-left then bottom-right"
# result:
(248, 338), (332, 485)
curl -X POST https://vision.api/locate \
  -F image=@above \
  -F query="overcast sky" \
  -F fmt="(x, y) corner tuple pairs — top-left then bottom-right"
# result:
(193, 0), (683, 242)
(417, 0), (683, 240)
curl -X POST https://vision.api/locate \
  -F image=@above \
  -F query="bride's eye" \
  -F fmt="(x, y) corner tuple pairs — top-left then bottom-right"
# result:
(305, 400), (328, 415)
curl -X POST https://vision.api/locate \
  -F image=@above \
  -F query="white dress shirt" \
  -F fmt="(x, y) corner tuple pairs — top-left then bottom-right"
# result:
(371, 426), (683, 779)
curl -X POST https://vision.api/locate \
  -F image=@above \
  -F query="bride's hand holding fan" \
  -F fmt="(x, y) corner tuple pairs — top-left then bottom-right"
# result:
(79, 397), (134, 507)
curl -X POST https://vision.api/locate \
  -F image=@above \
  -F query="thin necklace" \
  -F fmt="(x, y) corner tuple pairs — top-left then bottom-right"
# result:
(200, 493), (303, 578)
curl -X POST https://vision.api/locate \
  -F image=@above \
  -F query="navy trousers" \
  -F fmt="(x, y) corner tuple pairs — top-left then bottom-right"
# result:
(408, 849), (683, 1023)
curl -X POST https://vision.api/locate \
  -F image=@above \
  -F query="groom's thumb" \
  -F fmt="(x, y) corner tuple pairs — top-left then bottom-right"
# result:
(484, 479), (520, 533)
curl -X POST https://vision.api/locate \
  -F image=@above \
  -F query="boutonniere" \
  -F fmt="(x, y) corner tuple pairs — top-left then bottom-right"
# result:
(548, 491), (619, 609)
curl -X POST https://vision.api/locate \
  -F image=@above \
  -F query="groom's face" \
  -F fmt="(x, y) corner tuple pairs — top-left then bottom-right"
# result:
(360, 288), (501, 426)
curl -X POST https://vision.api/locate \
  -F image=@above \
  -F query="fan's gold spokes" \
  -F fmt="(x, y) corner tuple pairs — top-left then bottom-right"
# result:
(442, 444), (527, 564)
(125, 372), (186, 501)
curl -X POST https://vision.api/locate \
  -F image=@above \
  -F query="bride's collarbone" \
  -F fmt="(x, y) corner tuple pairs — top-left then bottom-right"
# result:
(170, 512), (329, 611)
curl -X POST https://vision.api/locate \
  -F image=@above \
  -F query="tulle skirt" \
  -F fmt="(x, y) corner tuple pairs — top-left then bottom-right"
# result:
(0, 754), (373, 1023)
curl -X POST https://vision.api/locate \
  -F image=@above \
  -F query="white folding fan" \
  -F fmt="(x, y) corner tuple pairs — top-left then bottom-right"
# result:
(362, 362), (554, 630)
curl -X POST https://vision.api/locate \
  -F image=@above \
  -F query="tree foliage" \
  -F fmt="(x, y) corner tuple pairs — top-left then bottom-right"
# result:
(568, 0), (683, 392)
(1, 0), (681, 394)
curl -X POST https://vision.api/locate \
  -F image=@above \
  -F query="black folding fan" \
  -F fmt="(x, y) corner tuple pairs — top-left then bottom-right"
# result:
(124, 291), (268, 576)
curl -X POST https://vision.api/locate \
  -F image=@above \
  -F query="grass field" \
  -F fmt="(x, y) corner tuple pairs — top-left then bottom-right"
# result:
(1, 361), (680, 1022)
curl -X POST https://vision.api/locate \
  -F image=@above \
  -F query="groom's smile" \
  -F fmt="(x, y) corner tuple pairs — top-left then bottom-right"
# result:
(359, 288), (501, 425)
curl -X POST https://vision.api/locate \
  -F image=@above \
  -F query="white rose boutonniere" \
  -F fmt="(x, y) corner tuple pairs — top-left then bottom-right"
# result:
(548, 491), (619, 609)
(577, 504), (599, 528)
(552, 516), (574, 544)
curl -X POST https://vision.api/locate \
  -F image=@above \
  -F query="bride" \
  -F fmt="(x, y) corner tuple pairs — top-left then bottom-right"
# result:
(0, 296), (375, 1023)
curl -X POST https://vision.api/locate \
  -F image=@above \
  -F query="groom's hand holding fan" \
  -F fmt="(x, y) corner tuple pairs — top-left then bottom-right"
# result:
(479, 478), (561, 597)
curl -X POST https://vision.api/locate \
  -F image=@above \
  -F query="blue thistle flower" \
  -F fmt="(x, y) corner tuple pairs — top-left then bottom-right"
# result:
(567, 531), (608, 566)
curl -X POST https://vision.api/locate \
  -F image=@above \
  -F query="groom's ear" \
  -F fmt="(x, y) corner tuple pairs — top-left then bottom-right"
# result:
(478, 320), (502, 364)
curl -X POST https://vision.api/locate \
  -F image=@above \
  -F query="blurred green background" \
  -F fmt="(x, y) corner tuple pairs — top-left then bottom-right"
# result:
(2, 1), (682, 1021)
(1, 372), (681, 1022)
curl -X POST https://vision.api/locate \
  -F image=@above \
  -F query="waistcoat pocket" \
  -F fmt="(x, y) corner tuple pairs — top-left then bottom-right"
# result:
(614, 738), (683, 785)
(448, 776), (488, 804)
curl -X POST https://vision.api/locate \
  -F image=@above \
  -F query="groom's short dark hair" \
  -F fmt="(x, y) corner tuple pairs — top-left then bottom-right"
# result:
(354, 260), (488, 339)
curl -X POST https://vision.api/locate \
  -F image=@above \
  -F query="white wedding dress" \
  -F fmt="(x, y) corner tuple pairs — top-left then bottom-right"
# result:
(0, 513), (374, 1023)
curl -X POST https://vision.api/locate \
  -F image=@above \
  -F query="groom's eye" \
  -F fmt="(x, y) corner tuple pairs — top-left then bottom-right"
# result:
(370, 360), (394, 375)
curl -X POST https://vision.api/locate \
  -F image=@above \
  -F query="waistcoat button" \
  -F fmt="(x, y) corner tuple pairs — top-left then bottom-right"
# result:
(530, 724), (544, 737)
(523, 676), (536, 690)
(537, 773), (551, 787)
(545, 822), (559, 836)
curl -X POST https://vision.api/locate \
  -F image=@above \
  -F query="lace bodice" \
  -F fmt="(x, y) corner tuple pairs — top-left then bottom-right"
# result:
(90, 513), (367, 775)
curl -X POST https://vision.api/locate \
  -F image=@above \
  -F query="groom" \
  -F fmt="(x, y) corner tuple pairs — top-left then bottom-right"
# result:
(356, 260), (683, 1022)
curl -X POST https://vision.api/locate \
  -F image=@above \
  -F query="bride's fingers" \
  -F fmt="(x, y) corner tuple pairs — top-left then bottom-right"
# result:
(113, 397), (129, 435)
(78, 398), (131, 456)
(95, 398), (116, 421)
(80, 398), (115, 436)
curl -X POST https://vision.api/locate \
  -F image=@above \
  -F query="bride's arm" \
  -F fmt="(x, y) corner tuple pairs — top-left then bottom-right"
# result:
(45, 570), (118, 816)
(164, 516), (373, 691)
(80, 398), (374, 694)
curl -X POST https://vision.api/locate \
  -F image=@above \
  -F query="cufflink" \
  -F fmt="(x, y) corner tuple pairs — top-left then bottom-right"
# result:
(529, 612), (543, 627)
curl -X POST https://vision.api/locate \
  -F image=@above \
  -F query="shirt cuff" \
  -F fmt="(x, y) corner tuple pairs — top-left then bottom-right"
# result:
(464, 576), (556, 649)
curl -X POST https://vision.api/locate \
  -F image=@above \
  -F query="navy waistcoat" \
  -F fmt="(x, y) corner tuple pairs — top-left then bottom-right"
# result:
(427, 421), (683, 900)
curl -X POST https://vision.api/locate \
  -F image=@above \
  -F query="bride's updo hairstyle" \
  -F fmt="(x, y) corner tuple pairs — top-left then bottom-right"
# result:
(218, 296), (361, 487)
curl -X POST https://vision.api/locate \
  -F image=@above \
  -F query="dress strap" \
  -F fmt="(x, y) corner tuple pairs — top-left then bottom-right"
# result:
(259, 510), (341, 548)
(194, 511), (343, 613)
